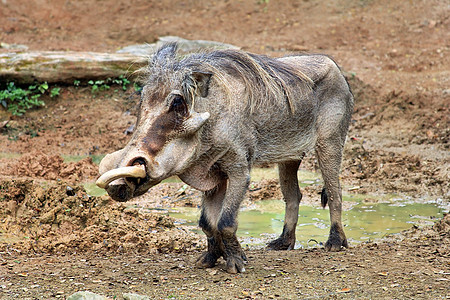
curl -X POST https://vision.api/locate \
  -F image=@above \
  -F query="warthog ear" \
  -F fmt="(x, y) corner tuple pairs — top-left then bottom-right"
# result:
(152, 43), (177, 65)
(183, 71), (212, 101)
(191, 71), (212, 98)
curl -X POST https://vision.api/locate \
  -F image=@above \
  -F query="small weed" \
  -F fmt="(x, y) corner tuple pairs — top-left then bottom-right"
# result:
(88, 80), (110, 93)
(0, 82), (59, 116)
(134, 82), (143, 93)
(2, 122), (40, 140)
(23, 124), (40, 138)
(4, 123), (18, 141)
(112, 75), (131, 91)
(50, 87), (61, 98)
(88, 75), (131, 93)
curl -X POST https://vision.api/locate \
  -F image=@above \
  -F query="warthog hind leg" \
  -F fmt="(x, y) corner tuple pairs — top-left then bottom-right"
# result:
(316, 124), (349, 251)
(267, 161), (302, 250)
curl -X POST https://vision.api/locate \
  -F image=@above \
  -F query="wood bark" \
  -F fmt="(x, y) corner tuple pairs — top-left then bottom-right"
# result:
(0, 51), (148, 84)
(0, 37), (239, 84)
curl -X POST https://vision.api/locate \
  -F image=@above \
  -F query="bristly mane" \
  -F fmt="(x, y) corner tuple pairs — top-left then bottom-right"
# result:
(144, 43), (313, 113)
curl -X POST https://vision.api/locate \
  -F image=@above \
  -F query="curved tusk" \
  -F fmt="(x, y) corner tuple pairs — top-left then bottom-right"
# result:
(96, 165), (146, 189)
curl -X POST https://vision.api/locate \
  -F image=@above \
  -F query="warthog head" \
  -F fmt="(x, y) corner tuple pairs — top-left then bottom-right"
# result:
(96, 43), (212, 201)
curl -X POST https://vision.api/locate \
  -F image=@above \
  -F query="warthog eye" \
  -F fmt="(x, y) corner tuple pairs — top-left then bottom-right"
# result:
(169, 95), (188, 116)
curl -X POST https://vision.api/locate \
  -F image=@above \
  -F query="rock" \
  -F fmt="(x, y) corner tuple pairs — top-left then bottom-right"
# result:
(66, 291), (108, 300)
(123, 293), (150, 300)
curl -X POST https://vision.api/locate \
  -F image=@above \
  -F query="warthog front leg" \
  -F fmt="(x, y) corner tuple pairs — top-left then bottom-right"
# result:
(197, 180), (227, 268)
(219, 225), (247, 274)
(267, 161), (302, 250)
(215, 169), (249, 273)
(196, 173), (248, 274)
(198, 165), (248, 274)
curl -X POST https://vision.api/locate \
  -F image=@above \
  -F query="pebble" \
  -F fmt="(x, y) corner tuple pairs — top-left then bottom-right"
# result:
(67, 291), (153, 300)
(123, 293), (150, 300)
(66, 291), (108, 300)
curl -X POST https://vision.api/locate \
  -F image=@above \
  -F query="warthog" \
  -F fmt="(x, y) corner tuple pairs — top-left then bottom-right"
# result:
(97, 43), (354, 273)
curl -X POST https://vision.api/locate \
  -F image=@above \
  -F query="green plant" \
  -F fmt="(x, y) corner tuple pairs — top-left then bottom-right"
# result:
(88, 80), (110, 93)
(112, 75), (131, 91)
(88, 75), (132, 93)
(0, 82), (52, 116)
(50, 87), (61, 98)
(23, 124), (40, 138)
(134, 82), (143, 93)
(4, 122), (18, 141)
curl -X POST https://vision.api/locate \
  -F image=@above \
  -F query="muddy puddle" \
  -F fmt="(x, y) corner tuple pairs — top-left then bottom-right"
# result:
(76, 164), (450, 250)
(156, 198), (446, 249)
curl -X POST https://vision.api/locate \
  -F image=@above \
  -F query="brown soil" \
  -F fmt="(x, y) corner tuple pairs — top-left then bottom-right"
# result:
(3, 151), (98, 182)
(0, 0), (449, 299)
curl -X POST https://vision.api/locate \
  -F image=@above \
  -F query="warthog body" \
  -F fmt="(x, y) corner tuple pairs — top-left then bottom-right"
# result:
(97, 43), (354, 273)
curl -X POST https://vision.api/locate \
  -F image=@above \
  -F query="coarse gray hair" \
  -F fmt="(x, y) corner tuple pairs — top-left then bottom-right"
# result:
(142, 43), (314, 113)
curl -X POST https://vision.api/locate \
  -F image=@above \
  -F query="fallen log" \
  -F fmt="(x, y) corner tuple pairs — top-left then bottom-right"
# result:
(0, 51), (147, 84)
(0, 37), (239, 85)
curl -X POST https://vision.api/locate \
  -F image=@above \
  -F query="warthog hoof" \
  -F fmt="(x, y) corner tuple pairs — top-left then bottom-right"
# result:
(325, 238), (348, 251)
(196, 252), (219, 269)
(325, 223), (348, 251)
(267, 237), (295, 250)
(225, 253), (247, 274)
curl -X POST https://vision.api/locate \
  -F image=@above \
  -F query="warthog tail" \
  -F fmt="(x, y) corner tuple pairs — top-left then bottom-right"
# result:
(321, 188), (328, 208)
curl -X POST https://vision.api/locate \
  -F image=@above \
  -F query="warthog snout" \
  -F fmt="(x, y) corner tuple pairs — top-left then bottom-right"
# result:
(96, 164), (145, 202)
(96, 152), (161, 202)
(102, 178), (134, 202)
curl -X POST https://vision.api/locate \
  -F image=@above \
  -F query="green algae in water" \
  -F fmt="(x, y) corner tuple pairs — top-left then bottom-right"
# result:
(168, 199), (444, 248)
(83, 182), (107, 197)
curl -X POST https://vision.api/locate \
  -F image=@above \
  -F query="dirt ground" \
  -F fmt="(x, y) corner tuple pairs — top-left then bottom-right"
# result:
(0, 0), (449, 299)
